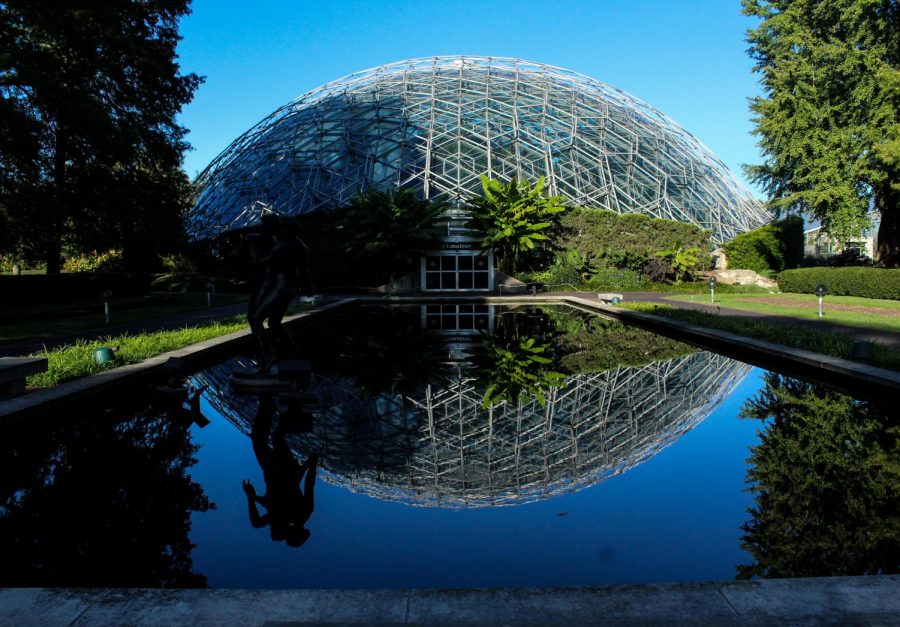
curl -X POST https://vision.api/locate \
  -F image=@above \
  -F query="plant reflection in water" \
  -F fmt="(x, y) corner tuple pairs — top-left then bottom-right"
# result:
(470, 308), (565, 408)
(2, 304), (895, 589)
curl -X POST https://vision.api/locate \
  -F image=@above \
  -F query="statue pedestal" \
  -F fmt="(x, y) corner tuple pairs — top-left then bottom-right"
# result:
(230, 367), (291, 393)
(229, 359), (312, 394)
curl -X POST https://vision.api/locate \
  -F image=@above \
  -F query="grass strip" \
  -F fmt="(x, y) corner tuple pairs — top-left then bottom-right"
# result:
(26, 316), (246, 388)
(0, 293), (247, 345)
(622, 303), (900, 373)
(667, 293), (900, 333)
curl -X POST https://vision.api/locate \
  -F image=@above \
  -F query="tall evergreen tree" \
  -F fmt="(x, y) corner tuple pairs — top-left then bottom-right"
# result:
(0, 0), (202, 273)
(743, 0), (900, 266)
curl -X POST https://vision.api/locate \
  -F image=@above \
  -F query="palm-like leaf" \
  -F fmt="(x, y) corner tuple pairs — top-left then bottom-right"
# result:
(339, 188), (448, 279)
(466, 176), (567, 272)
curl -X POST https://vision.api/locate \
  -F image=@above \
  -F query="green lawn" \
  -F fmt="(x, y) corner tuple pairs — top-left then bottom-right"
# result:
(26, 317), (248, 388)
(0, 292), (247, 345)
(666, 293), (900, 333)
(622, 302), (900, 373)
(24, 301), (317, 387)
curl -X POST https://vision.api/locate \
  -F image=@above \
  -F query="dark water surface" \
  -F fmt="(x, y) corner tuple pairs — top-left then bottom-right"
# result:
(1, 304), (896, 588)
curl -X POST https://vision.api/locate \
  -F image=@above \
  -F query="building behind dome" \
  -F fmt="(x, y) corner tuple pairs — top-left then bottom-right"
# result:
(188, 56), (769, 245)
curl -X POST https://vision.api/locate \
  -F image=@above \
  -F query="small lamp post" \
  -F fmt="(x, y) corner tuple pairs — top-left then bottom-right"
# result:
(101, 289), (113, 324)
(205, 281), (215, 307)
(708, 276), (717, 304)
(815, 283), (826, 318)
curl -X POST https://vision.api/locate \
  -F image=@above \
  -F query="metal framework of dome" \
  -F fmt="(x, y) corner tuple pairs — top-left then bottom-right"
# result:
(189, 56), (770, 244)
(194, 351), (751, 508)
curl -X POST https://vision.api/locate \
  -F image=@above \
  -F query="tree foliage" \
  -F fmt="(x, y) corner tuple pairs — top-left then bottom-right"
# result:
(742, 0), (900, 266)
(738, 373), (900, 578)
(0, 0), (202, 272)
(466, 176), (567, 273)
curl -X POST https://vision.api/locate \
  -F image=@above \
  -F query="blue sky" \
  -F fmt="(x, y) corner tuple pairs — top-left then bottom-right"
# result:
(176, 0), (764, 195)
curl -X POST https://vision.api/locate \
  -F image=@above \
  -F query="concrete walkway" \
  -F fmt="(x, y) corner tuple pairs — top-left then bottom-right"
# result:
(1, 576), (898, 625)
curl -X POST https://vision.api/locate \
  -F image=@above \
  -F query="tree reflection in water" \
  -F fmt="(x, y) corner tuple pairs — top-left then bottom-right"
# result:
(0, 401), (213, 587)
(739, 373), (900, 578)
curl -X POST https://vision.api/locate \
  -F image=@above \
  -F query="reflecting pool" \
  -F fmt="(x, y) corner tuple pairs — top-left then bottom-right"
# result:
(1, 304), (896, 588)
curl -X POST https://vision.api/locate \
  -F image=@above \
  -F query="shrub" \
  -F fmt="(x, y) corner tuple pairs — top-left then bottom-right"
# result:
(584, 267), (645, 290)
(651, 246), (701, 283)
(0, 273), (153, 304)
(0, 253), (45, 273)
(559, 208), (711, 272)
(778, 267), (900, 300)
(159, 252), (199, 274)
(62, 249), (125, 273)
(723, 216), (804, 274)
(524, 254), (645, 290)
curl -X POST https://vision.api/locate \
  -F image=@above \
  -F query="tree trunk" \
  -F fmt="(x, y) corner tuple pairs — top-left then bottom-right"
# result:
(44, 237), (62, 275)
(875, 186), (899, 268)
(46, 124), (67, 275)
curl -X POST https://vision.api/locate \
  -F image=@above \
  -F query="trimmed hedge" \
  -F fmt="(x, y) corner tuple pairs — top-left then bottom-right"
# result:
(722, 216), (803, 274)
(559, 208), (711, 271)
(778, 267), (900, 300)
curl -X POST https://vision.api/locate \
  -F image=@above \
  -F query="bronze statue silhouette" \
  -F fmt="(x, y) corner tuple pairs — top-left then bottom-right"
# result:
(247, 213), (313, 373)
(242, 395), (318, 547)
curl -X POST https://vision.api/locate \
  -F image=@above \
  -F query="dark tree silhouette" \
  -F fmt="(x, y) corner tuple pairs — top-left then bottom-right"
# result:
(0, 0), (202, 272)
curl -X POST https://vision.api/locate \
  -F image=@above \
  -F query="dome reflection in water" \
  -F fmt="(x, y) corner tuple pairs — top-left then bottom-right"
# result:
(2, 304), (896, 588)
(195, 305), (751, 508)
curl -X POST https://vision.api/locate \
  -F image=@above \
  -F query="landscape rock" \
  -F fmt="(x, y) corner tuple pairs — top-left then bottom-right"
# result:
(703, 269), (778, 289)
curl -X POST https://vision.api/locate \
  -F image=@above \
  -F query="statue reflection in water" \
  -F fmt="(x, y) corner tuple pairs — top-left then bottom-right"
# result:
(247, 212), (313, 374)
(243, 395), (318, 547)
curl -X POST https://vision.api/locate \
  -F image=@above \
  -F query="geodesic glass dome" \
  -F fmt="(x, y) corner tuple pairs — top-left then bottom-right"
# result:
(188, 56), (770, 244)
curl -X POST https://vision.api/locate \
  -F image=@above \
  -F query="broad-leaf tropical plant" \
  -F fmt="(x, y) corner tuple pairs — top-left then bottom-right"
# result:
(653, 245), (701, 283)
(466, 176), (567, 273)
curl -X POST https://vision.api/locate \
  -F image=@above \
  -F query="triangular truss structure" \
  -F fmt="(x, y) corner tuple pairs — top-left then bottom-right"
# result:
(194, 350), (751, 508)
(189, 56), (770, 244)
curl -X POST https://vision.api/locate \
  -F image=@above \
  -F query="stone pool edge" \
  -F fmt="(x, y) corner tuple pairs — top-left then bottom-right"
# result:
(1, 575), (898, 625)
(559, 295), (900, 405)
